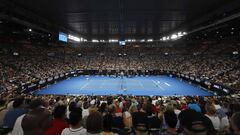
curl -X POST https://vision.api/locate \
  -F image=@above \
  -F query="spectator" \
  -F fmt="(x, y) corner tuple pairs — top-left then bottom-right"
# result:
(21, 98), (52, 135)
(86, 111), (103, 135)
(160, 110), (178, 135)
(132, 104), (148, 135)
(11, 113), (26, 135)
(230, 112), (240, 135)
(0, 99), (6, 111)
(188, 99), (201, 112)
(45, 105), (69, 135)
(204, 102), (220, 130)
(103, 111), (118, 135)
(82, 101), (90, 118)
(98, 102), (108, 116)
(179, 110), (208, 135)
(61, 109), (86, 135)
(122, 106), (132, 129)
(3, 97), (28, 128)
(0, 99), (8, 127)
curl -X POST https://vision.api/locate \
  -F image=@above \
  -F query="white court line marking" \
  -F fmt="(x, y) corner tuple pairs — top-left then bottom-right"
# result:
(164, 82), (171, 86)
(152, 80), (164, 90)
(137, 80), (144, 89)
(80, 80), (92, 90)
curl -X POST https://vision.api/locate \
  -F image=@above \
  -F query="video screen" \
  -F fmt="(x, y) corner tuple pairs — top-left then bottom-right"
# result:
(59, 32), (68, 42)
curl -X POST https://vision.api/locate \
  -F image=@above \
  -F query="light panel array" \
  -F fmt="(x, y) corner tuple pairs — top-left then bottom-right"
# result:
(68, 34), (87, 42)
(160, 32), (187, 41)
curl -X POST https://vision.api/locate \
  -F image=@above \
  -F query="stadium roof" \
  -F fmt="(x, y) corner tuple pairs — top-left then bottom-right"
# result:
(1, 0), (240, 41)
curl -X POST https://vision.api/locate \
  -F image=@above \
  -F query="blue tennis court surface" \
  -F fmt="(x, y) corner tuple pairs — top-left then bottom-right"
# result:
(34, 76), (213, 96)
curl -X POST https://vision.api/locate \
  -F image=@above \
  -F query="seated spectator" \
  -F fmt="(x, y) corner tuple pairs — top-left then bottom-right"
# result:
(45, 105), (69, 135)
(66, 101), (77, 119)
(11, 98), (33, 135)
(21, 98), (52, 135)
(230, 112), (240, 135)
(114, 100), (122, 114)
(82, 101), (90, 118)
(180, 100), (188, 110)
(160, 110), (178, 135)
(86, 111), (103, 135)
(122, 106), (132, 129)
(179, 109), (208, 135)
(129, 104), (138, 114)
(215, 106), (229, 131)
(98, 102), (108, 116)
(204, 116), (218, 135)
(111, 105), (124, 128)
(11, 113), (26, 135)
(103, 112), (118, 135)
(132, 104), (148, 134)
(0, 99), (7, 127)
(188, 99), (201, 112)
(0, 99), (6, 111)
(143, 98), (154, 116)
(204, 102), (220, 130)
(228, 103), (240, 117)
(61, 109), (86, 135)
(3, 97), (28, 129)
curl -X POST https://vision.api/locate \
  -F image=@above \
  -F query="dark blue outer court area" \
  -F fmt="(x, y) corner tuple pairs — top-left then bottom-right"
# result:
(34, 76), (213, 96)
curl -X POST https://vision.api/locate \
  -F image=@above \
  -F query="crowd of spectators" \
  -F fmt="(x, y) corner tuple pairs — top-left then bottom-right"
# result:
(0, 94), (240, 135)
(0, 41), (239, 94)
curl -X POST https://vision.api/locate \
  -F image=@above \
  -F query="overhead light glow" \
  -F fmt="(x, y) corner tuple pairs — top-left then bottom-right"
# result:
(28, 29), (32, 32)
(68, 34), (80, 42)
(178, 32), (183, 37)
(147, 39), (153, 42)
(160, 31), (187, 42)
(140, 39), (145, 42)
(92, 39), (99, 43)
(109, 39), (118, 43)
(171, 34), (178, 39)
(127, 39), (132, 42)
